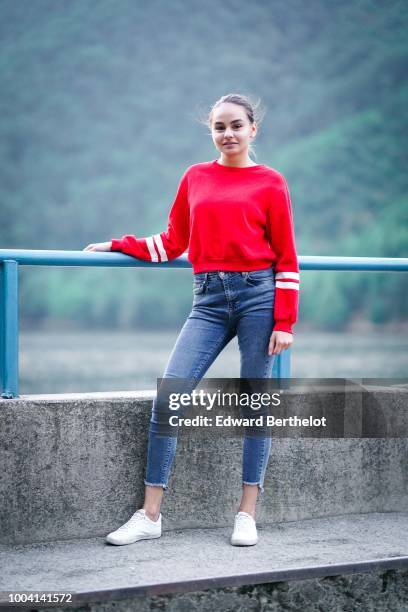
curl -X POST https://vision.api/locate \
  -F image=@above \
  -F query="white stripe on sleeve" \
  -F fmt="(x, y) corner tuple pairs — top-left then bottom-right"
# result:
(153, 234), (168, 262)
(275, 272), (300, 281)
(145, 236), (159, 262)
(276, 281), (299, 290)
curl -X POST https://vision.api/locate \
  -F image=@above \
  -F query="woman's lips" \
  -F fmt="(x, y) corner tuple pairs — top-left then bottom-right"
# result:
(224, 142), (237, 146)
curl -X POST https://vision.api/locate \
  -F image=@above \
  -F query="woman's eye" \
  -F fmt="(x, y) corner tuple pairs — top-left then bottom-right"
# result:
(215, 125), (242, 131)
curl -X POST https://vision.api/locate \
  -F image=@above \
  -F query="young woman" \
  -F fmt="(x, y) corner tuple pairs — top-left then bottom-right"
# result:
(83, 93), (300, 547)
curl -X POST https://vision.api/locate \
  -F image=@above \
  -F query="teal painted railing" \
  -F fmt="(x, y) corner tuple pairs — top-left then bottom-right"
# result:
(1, 250), (408, 398)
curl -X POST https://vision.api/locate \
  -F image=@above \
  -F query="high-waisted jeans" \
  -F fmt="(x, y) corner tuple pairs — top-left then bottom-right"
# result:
(144, 267), (276, 493)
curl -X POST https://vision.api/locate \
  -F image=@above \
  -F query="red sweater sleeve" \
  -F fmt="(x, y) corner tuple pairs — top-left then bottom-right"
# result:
(267, 176), (300, 334)
(110, 170), (190, 262)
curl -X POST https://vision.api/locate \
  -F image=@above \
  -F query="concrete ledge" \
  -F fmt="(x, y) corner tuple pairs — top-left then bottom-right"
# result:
(0, 512), (407, 610)
(1, 389), (407, 545)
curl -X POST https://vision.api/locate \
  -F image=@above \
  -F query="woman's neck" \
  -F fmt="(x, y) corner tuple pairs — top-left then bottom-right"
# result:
(218, 154), (257, 168)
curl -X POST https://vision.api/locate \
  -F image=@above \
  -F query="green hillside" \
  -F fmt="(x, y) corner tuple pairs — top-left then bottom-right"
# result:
(1, 0), (407, 330)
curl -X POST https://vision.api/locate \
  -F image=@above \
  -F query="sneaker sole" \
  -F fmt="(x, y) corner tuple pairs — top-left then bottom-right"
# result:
(230, 537), (258, 546)
(106, 533), (162, 545)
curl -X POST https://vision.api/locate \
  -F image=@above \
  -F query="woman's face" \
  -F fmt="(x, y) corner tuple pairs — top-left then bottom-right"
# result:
(210, 102), (257, 159)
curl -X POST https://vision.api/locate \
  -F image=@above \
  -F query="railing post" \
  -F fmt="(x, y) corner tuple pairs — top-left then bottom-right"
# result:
(272, 348), (291, 379)
(0, 260), (19, 399)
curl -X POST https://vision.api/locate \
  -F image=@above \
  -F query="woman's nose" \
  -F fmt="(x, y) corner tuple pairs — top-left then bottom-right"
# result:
(224, 127), (234, 138)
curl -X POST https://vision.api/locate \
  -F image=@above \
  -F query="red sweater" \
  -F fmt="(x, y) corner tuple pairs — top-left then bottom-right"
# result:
(111, 160), (300, 334)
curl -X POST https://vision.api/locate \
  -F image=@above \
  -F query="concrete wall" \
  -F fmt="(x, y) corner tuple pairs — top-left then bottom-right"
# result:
(0, 386), (407, 545)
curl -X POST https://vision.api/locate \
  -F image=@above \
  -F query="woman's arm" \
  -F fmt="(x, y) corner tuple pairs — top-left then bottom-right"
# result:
(267, 175), (300, 335)
(110, 170), (190, 262)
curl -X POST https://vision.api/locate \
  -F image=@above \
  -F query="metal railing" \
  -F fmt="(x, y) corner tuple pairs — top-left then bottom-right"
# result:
(1, 250), (407, 399)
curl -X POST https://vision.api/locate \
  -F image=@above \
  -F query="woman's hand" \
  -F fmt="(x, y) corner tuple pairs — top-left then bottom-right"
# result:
(83, 241), (112, 252)
(268, 330), (293, 355)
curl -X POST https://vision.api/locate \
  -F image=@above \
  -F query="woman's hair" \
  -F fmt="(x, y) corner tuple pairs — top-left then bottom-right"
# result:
(197, 93), (266, 160)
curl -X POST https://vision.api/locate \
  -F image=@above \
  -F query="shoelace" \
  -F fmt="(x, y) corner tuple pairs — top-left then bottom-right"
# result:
(235, 513), (255, 529)
(117, 511), (146, 532)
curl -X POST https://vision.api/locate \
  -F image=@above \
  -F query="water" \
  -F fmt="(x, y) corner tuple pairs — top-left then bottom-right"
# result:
(18, 329), (408, 395)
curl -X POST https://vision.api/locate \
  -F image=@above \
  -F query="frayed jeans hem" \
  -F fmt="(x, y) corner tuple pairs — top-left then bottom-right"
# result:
(242, 481), (265, 494)
(144, 480), (168, 490)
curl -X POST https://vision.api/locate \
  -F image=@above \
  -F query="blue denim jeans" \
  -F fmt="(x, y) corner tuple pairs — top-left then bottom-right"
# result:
(144, 268), (276, 493)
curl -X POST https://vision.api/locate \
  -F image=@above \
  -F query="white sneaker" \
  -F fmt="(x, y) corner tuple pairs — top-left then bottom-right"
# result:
(231, 511), (258, 546)
(106, 509), (162, 545)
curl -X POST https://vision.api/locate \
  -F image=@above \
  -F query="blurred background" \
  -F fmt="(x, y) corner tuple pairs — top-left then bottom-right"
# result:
(1, 0), (407, 392)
